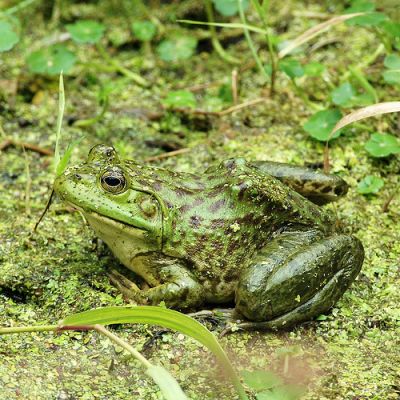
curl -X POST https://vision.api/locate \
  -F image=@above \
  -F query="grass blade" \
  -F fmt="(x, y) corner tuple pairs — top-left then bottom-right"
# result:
(278, 13), (365, 58)
(61, 306), (248, 400)
(54, 72), (65, 172)
(177, 19), (269, 35)
(330, 101), (400, 139)
(146, 365), (188, 400)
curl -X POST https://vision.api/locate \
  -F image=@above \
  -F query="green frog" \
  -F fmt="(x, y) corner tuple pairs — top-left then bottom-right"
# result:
(54, 145), (364, 329)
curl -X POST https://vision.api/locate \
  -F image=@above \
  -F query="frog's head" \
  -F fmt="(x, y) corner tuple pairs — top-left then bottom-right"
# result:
(54, 145), (167, 256)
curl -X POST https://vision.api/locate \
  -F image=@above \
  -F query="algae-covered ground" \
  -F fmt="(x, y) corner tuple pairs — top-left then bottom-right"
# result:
(0, 1), (399, 399)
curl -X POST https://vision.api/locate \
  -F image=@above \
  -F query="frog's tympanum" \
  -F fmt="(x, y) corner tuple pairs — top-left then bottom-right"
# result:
(54, 145), (364, 329)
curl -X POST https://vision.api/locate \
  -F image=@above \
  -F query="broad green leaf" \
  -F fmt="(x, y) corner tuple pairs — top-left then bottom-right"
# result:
(279, 58), (304, 79)
(384, 54), (400, 70)
(380, 21), (400, 38)
(304, 62), (325, 77)
(0, 20), (19, 52)
(146, 365), (188, 400)
(156, 36), (197, 62)
(257, 385), (304, 400)
(66, 20), (105, 44)
(331, 82), (356, 107)
(26, 45), (76, 75)
(132, 21), (156, 42)
(346, 12), (388, 27)
(241, 370), (281, 392)
(364, 133), (400, 157)
(303, 109), (342, 141)
(357, 175), (384, 194)
(60, 306), (247, 400)
(345, 0), (375, 13)
(383, 70), (400, 85)
(212, 0), (249, 16)
(162, 90), (196, 109)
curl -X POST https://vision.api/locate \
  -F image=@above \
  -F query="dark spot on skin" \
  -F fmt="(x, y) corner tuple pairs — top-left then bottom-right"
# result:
(209, 199), (226, 212)
(74, 174), (82, 180)
(175, 187), (194, 197)
(179, 203), (194, 213)
(237, 182), (249, 201)
(223, 159), (236, 170)
(320, 185), (332, 193)
(152, 180), (163, 191)
(210, 219), (225, 229)
(207, 184), (226, 198)
(165, 201), (174, 209)
(189, 215), (203, 228)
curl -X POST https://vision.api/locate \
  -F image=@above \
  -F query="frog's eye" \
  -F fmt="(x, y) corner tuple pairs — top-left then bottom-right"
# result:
(101, 169), (126, 194)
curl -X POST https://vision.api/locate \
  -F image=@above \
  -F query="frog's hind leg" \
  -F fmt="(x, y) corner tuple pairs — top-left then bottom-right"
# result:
(251, 161), (348, 205)
(235, 231), (364, 329)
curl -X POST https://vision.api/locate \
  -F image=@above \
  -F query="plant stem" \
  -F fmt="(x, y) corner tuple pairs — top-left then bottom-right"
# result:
(54, 72), (64, 173)
(349, 66), (378, 103)
(96, 43), (149, 87)
(2, 0), (37, 15)
(204, 0), (240, 64)
(94, 324), (153, 370)
(0, 325), (57, 334)
(250, 0), (277, 95)
(238, 0), (269, 82)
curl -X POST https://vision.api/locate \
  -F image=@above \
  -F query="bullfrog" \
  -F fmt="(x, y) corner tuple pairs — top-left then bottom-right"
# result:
(54, 144), (364, 329)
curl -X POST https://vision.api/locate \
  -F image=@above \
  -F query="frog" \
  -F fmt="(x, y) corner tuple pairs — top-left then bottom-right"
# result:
(54, 144), (364, 329)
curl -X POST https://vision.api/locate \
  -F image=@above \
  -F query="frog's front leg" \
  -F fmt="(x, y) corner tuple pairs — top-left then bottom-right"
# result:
(235, 230), (364, 329)
(109, 255), (203, 309)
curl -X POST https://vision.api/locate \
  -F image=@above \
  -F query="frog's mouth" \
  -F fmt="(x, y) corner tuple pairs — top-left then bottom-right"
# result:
(66, 202), (148, 232)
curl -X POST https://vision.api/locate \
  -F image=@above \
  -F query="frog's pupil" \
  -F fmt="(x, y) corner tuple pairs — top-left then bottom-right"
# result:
(105, 176), (121, 187)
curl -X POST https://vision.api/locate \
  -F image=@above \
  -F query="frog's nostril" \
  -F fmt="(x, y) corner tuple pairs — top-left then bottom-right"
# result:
(75, 174), (82, 181)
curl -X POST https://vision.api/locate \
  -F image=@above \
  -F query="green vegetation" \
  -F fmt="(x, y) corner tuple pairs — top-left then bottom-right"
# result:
(0, 0), (399, 399)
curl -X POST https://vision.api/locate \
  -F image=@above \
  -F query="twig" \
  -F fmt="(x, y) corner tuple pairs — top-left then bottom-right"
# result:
(217, 97), (267, 115)
(231, 69), (238, 104)
(382, 189), (398, 213)
(33, 189), (55, 232)
(0, 139), (53, 156)
(170, 97), (268, 117)
(144, 148), (190, 162)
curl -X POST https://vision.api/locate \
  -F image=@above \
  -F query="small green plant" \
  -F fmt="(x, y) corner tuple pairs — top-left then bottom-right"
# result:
(212, 0), (249, 16)
(0, 19), (20, 51)
(132, 20), (157, 42)
(27, 44), (77, 75)
(364, 133), (400, 157)
(303, 109), (343, 141)
(156, 36), (198, 62)
(382, 54), (400, 85)
(241, 369), (303, 400)
(162, 90), (197, 109)
(26, 19), (147, 86)
(357, 175), (384, 194)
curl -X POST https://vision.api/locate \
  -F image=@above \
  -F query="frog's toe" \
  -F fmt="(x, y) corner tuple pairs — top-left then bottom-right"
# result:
(108, 269), (141, 298)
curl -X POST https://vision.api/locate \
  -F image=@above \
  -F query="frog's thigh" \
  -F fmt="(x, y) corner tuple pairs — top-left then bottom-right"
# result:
(235, 234), (364, 325)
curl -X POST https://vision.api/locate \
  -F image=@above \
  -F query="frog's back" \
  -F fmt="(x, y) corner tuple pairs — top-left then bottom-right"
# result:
(122, 158), (334, 302)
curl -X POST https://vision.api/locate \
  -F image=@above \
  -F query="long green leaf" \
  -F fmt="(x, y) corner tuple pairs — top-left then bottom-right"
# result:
(178, 19), (269, 35)
(61, 306), (248, 400)
(146, 365), (188, 400)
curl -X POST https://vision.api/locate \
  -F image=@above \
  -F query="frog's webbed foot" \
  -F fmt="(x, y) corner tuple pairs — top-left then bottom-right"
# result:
(235, 231), (364, 328)
(109, 263), (204, 309)
(108, 269), (141, 300)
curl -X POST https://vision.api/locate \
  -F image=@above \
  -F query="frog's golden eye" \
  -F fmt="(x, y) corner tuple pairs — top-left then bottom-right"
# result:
(101, 169), (126, 194)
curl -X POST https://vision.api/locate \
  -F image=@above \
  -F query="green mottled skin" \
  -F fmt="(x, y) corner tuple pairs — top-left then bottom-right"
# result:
(54, 145), (364, 328)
